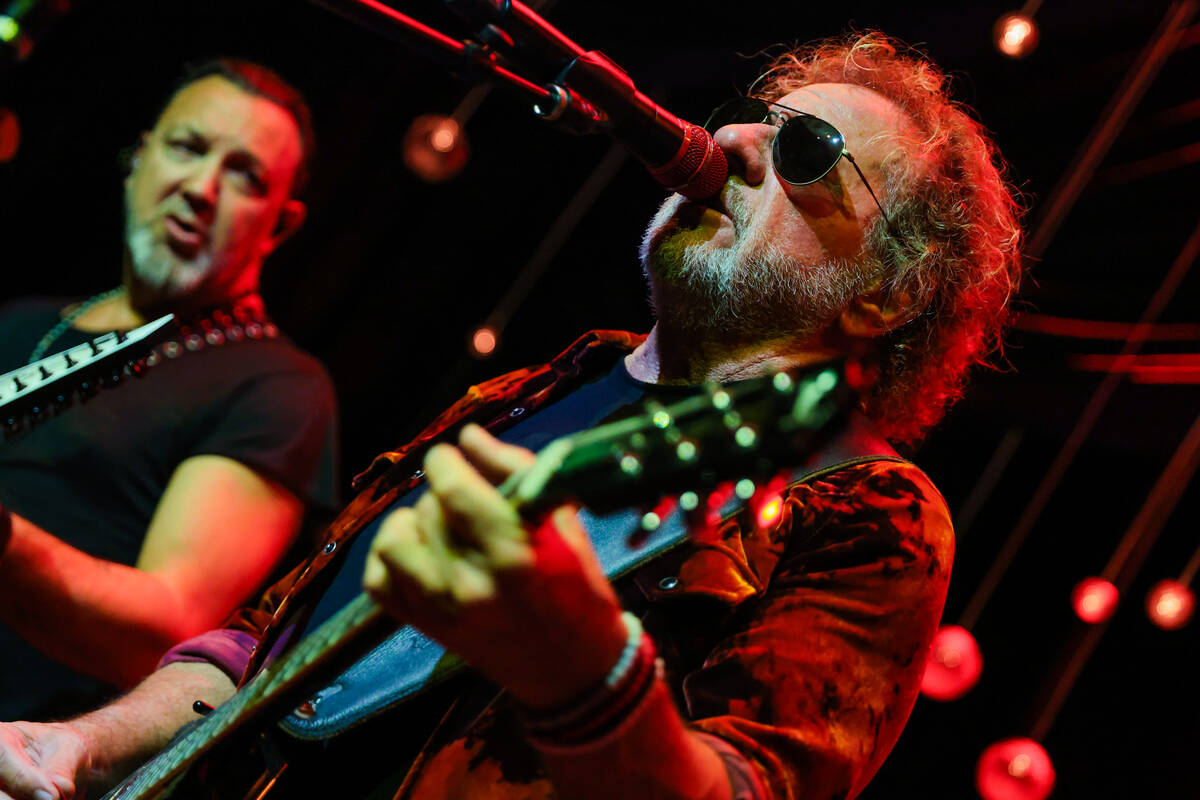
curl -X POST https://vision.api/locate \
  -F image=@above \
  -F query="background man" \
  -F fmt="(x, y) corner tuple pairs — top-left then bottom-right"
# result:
(0, 59), (338, 720)
(0, 32), (1020, 800)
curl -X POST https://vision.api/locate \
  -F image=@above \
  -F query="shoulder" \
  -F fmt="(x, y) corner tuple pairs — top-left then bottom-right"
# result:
(783, 458), (954, 573)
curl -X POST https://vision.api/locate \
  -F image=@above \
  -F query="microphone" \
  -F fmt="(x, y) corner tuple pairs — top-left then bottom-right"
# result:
(558, 50), (728, 200)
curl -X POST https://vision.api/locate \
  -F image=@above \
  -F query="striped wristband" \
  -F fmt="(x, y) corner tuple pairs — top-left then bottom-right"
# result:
(523, 611), (663, 753)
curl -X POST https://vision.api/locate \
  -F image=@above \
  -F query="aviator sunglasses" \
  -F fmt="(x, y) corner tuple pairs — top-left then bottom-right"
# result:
(703, 96), (894, 231)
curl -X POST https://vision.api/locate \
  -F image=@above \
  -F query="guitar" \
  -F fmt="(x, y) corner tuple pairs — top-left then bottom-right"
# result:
(102, 361), (855, 800)
(0, 315), (176, 436)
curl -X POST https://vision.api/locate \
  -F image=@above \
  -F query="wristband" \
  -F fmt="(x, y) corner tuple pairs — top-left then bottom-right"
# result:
(522, 612), (664, 753)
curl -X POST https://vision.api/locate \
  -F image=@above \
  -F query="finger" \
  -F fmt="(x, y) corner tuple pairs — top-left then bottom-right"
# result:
(364, 507), (446, 606)
(457, 424), (536, 484)
(0, 745), (61, 800)
(424, 444), (526, 552)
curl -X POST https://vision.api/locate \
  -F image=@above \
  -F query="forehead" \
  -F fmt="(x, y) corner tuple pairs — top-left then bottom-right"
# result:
(154, 75), (302, 178)
(775, 82), (912, 153)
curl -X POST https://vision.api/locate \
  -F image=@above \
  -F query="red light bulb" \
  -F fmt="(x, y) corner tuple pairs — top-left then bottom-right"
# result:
(403, 114), (469, 183)
(994, 11), (1039, 59)
(470, 327), (498, 358)
(1146, 579), (1194, 630)
(1071, 577), (1118, 623)
(976, 738), (1056, 800)
(920, 625), (983, 701)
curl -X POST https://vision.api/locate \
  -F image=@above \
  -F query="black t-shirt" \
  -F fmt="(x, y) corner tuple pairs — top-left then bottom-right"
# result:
(0, 297), (340, 719)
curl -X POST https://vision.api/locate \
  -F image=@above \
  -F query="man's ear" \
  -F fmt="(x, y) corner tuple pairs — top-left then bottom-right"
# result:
(838, 280), (928, 339)
(125, 132), (149, 181)
(263, 199), (307, 254)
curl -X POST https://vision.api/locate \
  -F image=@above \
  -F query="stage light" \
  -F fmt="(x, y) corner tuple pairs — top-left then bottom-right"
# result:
(920, 625), (983, 701)
(470, 326), (497, 357)
(994, 11), (1039, 59)
(1146, 579), (1194, 630)
(403, 114), (469, 183)
(0, 15), (18, 42)
(756, 496), (782, 527)
(1071, 576), (1118, 623)
(976, 738), (1056, 800)
(0, 107), (19, 163)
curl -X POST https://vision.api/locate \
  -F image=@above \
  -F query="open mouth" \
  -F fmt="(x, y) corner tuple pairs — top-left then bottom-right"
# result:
(164, 214), (205, 250)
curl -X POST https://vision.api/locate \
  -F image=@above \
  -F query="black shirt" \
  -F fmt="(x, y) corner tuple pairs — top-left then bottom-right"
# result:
(0, 297), (339, 719)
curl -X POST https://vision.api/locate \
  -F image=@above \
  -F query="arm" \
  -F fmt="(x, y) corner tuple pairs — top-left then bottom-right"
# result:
(363, 426), (735, 800)
(0, 661), (235, 800)
(364, 427), (952, 800)
(0, 454), (303, 687)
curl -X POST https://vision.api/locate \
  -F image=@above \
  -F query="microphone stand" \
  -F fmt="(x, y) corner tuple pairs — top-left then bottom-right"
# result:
(308, 0), (726, 198)
(307, 0), (605, 133)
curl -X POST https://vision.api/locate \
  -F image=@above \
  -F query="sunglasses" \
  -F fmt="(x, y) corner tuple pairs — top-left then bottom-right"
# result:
(703, 96), (893, 231)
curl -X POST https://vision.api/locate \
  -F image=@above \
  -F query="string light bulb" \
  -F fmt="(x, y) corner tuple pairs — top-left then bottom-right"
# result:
(403, 114), (470, 183)
(0, 107), (19, 163)
(976, 738), (1056, 800)
(994, 11), (1040, 59)
(1146, 579), (1194, 630)
(1071, 577), (1119, 624)
(470, 326), (498, 358)
(920, 625), (983, 701)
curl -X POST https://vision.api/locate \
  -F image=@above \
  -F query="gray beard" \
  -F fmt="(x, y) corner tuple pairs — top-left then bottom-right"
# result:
(639, 196), (869, 343)
(124, 207), (213, 299)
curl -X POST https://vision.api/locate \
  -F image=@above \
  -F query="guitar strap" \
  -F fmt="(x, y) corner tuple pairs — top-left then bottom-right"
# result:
(278, 411), (903, 741)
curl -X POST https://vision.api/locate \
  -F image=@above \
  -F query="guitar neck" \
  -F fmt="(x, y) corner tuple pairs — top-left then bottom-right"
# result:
(106, 594), (391, 799)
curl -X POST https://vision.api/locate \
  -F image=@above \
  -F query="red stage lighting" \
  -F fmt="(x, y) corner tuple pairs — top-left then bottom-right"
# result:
(1146, 579), (1194, 630)
(0, 107), (20, 163)
(403, 114), (469, 183)
(920, 625), (983, 701)
(470, 326), (497, 357)
(994, 11), (1039, 59)
(1071, 577), (1118, 623)
(976, 738), (1056, 800)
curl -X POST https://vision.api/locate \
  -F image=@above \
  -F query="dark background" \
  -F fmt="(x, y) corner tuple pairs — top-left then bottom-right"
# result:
(2, 1), (1198, 796)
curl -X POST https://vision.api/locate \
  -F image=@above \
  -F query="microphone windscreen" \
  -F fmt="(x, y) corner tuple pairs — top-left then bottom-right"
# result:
(648, 122), (728, 200)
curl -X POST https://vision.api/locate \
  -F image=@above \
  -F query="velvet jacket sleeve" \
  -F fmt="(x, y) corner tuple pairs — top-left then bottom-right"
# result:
(674, 459), (954, 800)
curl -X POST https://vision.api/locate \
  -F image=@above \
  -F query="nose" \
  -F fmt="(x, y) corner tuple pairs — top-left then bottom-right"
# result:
(712, 123), (775, 187)
(180, 160), (219, 217)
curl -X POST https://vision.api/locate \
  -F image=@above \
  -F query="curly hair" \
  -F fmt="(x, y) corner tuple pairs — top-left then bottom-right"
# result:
(756, 32), (1024, 444)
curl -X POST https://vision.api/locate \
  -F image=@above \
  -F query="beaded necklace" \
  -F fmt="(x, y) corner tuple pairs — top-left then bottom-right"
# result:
(27, 287), (126, 364)
(26, 288), (278, 368)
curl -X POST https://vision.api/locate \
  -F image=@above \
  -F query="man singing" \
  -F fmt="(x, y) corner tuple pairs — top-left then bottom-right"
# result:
(0, 33), (1019, 800)
(0, 60), (338, 720)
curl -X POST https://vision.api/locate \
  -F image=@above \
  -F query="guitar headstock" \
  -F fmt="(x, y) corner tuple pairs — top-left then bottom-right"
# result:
(0, 314), (176, 437)
(509, 360), (855, 518)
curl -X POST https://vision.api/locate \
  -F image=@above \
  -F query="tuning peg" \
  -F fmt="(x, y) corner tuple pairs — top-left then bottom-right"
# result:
(707, 386), (732, 410)
(616, 451), (643, 477)
(674, 439), (698, 462)
(733, 425), (757, 448)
